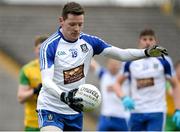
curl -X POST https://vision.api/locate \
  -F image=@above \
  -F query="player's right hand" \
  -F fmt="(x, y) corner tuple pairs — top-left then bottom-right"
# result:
(60, 89), (83, 112)
(144, 45), (168, 58)
(121, 96), (135, 111)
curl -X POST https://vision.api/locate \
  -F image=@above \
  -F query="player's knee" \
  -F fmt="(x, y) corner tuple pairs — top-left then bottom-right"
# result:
(40, 126), (63, 131)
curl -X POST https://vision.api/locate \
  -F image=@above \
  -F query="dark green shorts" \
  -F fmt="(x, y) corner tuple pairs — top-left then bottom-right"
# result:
(25, 126), (40, 131)
(165, 115), (180, 131)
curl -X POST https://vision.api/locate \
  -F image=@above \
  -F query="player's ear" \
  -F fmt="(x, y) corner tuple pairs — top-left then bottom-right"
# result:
(59, 17), (64, 26)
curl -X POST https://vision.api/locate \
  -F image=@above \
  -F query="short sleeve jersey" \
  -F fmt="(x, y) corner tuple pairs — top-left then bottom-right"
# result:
(122, 56), (175, 113)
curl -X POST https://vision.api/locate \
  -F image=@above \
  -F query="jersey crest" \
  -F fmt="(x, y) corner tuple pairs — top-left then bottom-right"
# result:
(80, 43), (89, 53)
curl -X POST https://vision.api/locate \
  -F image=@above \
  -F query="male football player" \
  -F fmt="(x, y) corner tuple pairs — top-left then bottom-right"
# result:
(37, 2), (167, 131)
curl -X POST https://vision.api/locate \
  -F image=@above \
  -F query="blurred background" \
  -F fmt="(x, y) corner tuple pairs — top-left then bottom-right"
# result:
(0, 0), (180, 130)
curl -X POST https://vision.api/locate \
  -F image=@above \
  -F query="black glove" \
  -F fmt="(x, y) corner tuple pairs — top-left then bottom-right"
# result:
(145, 45), (168, 58)
(60, 89), (83, 112)
(33, 83), (42, 95)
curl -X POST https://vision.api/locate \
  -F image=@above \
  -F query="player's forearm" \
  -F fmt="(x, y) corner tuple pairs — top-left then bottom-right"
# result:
(17, 86), (34, 104)
(115, 75), (128, 98)
(42, 77), (63, 96)
(109, 78), (125, 98)
(41, 68), (63, 98)
(101, 46), (146, 61)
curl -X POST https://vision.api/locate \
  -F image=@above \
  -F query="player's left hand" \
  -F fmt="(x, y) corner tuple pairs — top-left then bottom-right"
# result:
(173, 110), (180, 128)
(60, 89), (83, 112)
(145, 45), (168, 58)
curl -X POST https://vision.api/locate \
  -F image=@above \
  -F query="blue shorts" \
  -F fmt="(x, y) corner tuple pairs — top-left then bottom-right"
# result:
(97, 115), (128, 131)
(129, 112), (165, 131)
(38, 109), (83, 131)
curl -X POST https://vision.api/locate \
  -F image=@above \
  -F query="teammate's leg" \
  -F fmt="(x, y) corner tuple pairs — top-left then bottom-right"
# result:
(147, 112), (165, 131)
(129, 113), (147, 131)
(97, 115), (110, 131)
(110, 116), (128, 131)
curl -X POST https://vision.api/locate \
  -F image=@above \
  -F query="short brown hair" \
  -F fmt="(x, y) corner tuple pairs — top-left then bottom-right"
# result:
(34, 35), (48, 47)
(139, 29), (156, 38)
(62, 2), (85, 20)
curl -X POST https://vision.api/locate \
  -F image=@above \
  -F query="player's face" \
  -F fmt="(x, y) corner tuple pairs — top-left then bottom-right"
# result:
(107, 59), (121, 75)
(139, 35), (156, 49)
(60, 14), (84, 42)
(34, 44), (41, 59)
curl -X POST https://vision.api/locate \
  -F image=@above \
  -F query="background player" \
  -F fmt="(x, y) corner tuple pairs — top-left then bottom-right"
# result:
(90, 58), (132, 131)
(17, 35), (48, 131)
(37, 2), (168, 131)
(111, 28), (180, 131)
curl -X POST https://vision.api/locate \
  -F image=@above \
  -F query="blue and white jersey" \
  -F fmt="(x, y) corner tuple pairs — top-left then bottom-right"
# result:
(122, 56), (175, 113)
(96, 67), (130, 118)
(37, 28), (110, 114)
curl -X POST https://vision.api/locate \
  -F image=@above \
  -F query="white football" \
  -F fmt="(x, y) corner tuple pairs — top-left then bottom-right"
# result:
(75, 84), (101, 112)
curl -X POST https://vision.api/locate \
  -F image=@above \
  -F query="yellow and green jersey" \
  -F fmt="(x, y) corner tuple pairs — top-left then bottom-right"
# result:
(19, 59), (41, 128)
